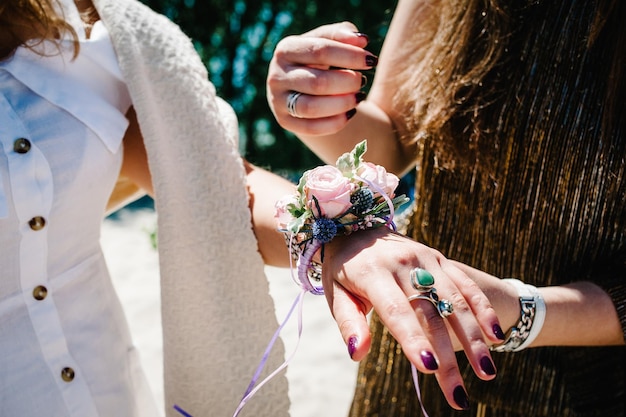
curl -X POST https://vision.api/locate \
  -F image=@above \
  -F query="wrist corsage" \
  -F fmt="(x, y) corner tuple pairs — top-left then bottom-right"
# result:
(187, 141), (410, 417)
(275, 140), (409, 295)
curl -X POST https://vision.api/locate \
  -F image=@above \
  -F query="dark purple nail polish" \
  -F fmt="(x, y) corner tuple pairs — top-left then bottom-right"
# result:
(355, 92), (366, 104)
(346, 108), (357, 120)
(365, 54), (378, 67)
(493, 323), (506, 340)
(361, 74), (367, 87)
(348, 336), (358, 358)
(354, 32), (370, 43)
(420, 350), (438, 371)
(453, 385), (470, 410)
(480, 356), (496, 376)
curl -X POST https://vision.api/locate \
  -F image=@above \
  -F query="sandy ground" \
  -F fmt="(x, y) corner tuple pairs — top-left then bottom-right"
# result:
(102, 206), (358, 417)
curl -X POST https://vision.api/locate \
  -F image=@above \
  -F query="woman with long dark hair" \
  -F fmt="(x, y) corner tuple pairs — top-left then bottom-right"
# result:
(267, 0), (626, 415)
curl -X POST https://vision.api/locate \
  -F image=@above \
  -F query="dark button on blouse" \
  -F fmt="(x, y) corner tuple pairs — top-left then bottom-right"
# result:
(33, 285), (48, 301)
(28, 216), (46, 231)
(61, 367), (75, 382)
(13, 138), (31, 154)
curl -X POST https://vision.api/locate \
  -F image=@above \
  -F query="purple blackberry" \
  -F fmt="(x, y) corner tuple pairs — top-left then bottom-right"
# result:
(350, 188), (374, 214)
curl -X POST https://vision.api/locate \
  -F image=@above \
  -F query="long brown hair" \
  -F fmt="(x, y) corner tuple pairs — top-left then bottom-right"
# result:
(0, 0), (98, 60)
(395, 0), (625, 168)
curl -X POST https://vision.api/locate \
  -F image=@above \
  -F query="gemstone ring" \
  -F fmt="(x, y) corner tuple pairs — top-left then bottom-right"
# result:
(408, 268), (454, 318)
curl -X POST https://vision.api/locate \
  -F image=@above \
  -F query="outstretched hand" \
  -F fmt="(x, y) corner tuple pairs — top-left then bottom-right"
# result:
(322, 227), (506, 410)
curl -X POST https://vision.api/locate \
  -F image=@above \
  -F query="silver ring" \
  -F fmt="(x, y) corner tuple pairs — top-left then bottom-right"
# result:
(408, 287), (454, 318)
(286, 91), (303, 118)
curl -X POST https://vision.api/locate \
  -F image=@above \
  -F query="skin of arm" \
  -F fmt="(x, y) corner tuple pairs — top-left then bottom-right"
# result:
(243, 161), (296, 267)
(451, 262), (625, 348)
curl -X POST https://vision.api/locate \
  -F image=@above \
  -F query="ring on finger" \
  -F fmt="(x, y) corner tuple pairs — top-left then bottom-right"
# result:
(408, 289), (454, 318)
(408, 268), (454, 318)
(286, 91), (303, 118)
(410, 267), (435, 291)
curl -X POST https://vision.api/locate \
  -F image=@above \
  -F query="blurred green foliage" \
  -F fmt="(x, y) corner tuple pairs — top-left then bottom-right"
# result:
(140, 0), (395, 175)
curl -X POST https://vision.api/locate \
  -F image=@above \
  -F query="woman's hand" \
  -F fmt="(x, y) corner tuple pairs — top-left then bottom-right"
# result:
(322, 227), (507, 410)
(266, 22), (376, 137)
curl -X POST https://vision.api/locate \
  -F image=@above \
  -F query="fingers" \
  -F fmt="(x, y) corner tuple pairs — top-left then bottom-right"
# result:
(330, 271), (472, 411)
(323, 279), (372, 361)
(303, 21), (369, 48)
(275, 88), (364, 136)
(412, 259), (499, 382)
(355, 266), (471, 410)
(440, 260), (506, 347)
(273, 35), (376, 71)
(266, 22), (376, 135)
(323, 229), (504, 410)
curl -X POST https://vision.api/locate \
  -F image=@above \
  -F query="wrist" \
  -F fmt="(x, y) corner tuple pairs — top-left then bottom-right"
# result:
(496, 281), (524, 333)
(276, 140), (409, 295)
(491, 279), (546, 352)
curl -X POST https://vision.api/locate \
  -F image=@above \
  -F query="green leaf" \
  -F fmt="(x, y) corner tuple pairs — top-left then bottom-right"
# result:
(352, 140), (367, 167)
(287, 211), (309, 234)
(336, 139), (368, 176)
(335, 151), (353, 175)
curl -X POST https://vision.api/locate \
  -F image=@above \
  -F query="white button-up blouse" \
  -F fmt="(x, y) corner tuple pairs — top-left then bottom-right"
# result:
(0, 1), (159, 415)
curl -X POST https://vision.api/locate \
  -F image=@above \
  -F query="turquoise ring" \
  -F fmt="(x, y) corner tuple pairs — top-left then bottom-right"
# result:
(408, 268), (454, 318)
(410, 267), (435, 291)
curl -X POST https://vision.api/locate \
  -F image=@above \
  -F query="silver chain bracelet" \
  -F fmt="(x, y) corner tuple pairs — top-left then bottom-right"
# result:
(490, 279), (546, 352)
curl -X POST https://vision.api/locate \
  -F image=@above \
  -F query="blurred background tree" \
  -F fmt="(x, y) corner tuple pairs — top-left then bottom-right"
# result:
(140, 0), (395, 177)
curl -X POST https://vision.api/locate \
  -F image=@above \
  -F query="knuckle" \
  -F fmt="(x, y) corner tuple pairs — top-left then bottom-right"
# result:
(265, 72), (281, 89)
(305, 42), (329, 61)
(400, 331), (427, 351)
(468, 290), (491, 310)
(306, 72), (330, 94)
(337, 318), (356, 337)
(387, 248), (421, 272)
(439, 362), (460, 381)
(448, 291), (469, 313)
(468, 334), (488, 350)
(382, 299), (411, 319)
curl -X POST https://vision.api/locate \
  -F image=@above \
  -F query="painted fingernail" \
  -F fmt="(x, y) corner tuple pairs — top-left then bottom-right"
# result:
(480, 356), (496, 376)
(361, 74), (367, 87)
(355, 92), (366, 104)
(420, 350), (438, 371)
(493, 323), (506, 340)
(453, 385), (470, 410)
(348, 336), (358, 358)
(346, 108), (357, 120)
(365, 54), (378, 67)
(354, 32), (370, 43)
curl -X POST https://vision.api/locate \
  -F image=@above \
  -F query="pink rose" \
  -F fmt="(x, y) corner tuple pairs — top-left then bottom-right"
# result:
(274, 194), (298, 229)
(357, 162), (399, 197)
(304, 165), (353, 218)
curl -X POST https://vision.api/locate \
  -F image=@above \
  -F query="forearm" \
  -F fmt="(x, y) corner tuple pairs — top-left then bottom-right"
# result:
(244, 161), (294, 267)
(452, 261), (625, 347)
(535, 282), (624, 346)
(298, 101), (415, 176)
